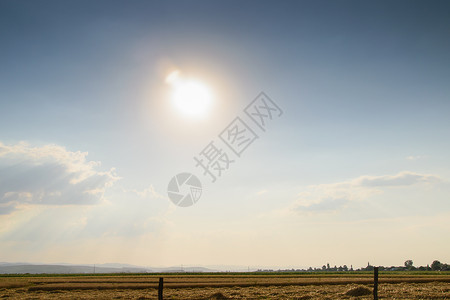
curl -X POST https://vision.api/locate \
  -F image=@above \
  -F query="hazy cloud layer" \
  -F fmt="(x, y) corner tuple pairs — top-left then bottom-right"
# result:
(406, 155), (425, 161)
(0, 142), (119, 214)
(292, 171), (442, 213)
(355, 171), (439, 187)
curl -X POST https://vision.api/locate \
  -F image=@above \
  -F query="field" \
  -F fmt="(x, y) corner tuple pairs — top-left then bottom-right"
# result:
(0, 272), (449, 299)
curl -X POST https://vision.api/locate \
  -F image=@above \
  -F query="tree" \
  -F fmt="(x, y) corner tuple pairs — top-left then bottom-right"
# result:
(442, 263), (450, 271)
(404, 260), (413, 269)
(431, 260), (442, 271)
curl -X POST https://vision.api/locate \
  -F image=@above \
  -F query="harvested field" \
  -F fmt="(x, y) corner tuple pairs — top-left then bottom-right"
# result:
(0, 273), (449, 299)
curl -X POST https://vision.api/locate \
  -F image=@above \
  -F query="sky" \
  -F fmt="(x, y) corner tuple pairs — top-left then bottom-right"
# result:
(1, 0), (450, 270)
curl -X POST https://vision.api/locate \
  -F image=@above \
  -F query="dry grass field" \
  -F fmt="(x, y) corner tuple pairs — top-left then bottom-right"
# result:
(0, 273), (449, 299)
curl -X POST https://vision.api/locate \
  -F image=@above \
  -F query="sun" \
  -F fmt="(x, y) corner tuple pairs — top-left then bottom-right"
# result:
(166, 70), (213, 119)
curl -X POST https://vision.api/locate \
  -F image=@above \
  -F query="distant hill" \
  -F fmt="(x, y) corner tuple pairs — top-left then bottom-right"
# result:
(0, 264), (149, 274)
(0, 262), (218, 274)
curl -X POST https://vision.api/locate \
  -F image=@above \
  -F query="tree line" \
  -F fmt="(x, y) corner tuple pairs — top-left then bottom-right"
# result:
(256, 260), (450, 272)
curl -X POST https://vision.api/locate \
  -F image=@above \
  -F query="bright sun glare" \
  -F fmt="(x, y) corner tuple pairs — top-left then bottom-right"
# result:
(166, 70), (213, 119)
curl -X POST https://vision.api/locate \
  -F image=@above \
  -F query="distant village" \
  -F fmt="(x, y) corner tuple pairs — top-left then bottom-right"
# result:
(256, 260), (450, 272)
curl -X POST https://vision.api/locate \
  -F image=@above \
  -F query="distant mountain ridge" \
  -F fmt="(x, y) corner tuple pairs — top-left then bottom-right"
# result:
(0, 262), (218, 274)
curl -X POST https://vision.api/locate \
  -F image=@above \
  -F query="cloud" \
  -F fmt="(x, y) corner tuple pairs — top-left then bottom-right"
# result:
(355, 171), (440, 187)
(0, 184), (171, 250)
(0, 202), (17, 215)
(293, 198), (348, 212)
(257, 189), (267, 195)
(406, 155), (425, 161)
(291, 183), (372, 214)
(125, 185), (167, 200)
(0, 141), (119, 214)
(291, 171), (442, 214)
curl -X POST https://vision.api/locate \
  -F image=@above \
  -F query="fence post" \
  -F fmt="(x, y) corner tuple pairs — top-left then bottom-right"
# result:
(373, 267), (379, 300)
(158, 277), (164, 300)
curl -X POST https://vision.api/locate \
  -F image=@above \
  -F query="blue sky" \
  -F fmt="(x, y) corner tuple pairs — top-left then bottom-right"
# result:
(1, 0), (449, 269)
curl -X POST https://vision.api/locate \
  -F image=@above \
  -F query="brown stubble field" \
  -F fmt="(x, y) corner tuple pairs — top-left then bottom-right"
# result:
(0, 273), (449, 299)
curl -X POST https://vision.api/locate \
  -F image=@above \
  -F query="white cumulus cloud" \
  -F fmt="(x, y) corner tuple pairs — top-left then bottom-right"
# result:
(291, 171), (442, 214)
(0, 142), (119, 214)
(355, 171), (440, 187)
